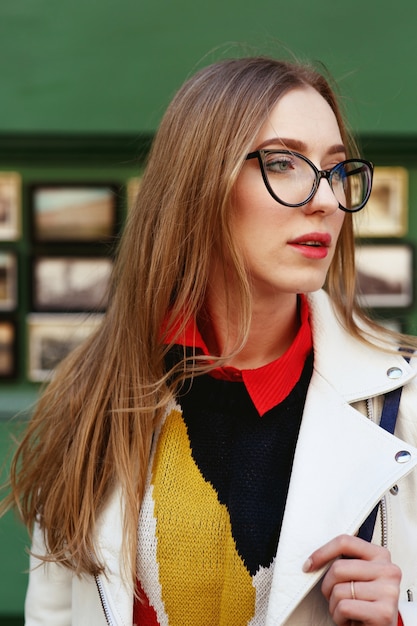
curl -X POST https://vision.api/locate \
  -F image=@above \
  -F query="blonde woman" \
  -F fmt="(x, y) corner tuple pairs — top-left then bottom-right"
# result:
(4, 56), (417, 625)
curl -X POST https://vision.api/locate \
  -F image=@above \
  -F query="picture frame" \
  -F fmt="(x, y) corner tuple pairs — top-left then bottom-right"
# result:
(0, 172), (21, 241)
(0, 252), (17, 311)
(354, 166), (408, 238)
(376, 317), (404, 333)
(27, 313), (104, 382)
(0, 319), (17, 378)
(356, 243), (413, 308)
(31, 256), (112, 312)
(30, 184), (118, 242)
(127, 176), (142, 211)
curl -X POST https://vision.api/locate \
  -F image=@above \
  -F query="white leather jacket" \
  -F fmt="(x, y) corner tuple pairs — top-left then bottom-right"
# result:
(25, 290), (417, 625)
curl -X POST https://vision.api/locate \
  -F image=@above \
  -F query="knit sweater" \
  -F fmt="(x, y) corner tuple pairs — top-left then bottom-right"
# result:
(133, 299), (314, 625)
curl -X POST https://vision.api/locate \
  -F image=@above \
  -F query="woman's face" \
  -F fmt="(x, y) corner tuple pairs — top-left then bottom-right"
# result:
(231, 86), (346, 300)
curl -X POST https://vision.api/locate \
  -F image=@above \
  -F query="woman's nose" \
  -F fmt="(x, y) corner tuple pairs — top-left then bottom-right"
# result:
(303, 177), (339, 214)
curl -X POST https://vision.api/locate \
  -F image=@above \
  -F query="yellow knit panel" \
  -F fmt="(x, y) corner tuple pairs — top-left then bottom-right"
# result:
(151, 408), (255, 625)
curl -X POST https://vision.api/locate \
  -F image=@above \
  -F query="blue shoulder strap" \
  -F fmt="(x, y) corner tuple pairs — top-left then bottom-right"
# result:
(357, 352), (413, 542)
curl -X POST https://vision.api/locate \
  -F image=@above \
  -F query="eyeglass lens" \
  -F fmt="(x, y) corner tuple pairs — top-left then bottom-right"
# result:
(262, 152), (372, 211)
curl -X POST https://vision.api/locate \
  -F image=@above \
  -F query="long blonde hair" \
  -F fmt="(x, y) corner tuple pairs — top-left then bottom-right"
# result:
(3, 56), (414, 582)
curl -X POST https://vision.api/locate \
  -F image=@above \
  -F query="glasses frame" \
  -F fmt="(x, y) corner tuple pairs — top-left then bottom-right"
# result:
(246, 149), (374, 213)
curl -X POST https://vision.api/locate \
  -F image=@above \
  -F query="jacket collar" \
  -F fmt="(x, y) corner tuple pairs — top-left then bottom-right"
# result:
(307, 289), (416, 402)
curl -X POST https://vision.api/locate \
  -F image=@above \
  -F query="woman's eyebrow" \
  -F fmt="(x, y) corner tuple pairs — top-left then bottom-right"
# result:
(256, 137), (307, 151)
(327, 143), (346, 156)
(256, 137), (346, 156)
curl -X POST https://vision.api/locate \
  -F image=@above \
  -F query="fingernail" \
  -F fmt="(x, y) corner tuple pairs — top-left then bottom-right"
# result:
(302, 557), (313, 573)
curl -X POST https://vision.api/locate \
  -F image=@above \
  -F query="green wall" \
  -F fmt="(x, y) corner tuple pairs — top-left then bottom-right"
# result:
(1, 0), (417, 620)
(1, 0), (417, 135)
(0, 138), (145, 620)
(0, 421), (28, 625)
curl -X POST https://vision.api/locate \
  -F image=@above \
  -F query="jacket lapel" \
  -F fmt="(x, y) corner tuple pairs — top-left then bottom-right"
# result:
(266, 291), (417, 625)
(266, 373), (417, 625)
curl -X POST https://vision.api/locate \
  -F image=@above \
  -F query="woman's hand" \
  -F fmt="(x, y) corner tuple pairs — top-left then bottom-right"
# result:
(303, 534), (401, 626)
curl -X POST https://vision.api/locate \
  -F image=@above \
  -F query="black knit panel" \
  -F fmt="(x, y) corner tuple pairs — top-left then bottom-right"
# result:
(176, 351), (314, 576)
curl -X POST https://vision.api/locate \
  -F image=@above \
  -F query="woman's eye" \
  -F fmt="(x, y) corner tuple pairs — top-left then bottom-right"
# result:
(265, 158), (294, 173)
(330, 167), (346, 185)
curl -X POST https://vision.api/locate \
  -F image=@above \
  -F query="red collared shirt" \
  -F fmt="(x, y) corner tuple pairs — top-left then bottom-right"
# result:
(165, 295), (313, 417)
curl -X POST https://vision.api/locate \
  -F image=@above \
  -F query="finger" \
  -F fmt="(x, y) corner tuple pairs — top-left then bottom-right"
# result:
(321, 559), (393, 598)
(327, 581), (357, 615)
(325, 572), (401, 626)
(322, 560), (401, 602)
(332, 599), (398, 626)
(326, 578), (399, 612)
(303, 534), (390, 572)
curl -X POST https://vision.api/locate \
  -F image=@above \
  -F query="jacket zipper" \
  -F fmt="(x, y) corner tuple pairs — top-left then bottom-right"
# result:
(366, 398), (388, 548)
(94, 574), (115, 626)
(379, 496), (388, 548)
(369, 400), (415, 602)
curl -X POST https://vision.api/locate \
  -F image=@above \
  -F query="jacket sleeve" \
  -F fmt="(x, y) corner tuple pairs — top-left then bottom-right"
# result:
(398, 602), (417, 626)
(25, 522), (72, 625)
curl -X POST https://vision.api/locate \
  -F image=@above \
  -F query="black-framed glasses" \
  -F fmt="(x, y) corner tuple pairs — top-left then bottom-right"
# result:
(246, 149), (374, 213)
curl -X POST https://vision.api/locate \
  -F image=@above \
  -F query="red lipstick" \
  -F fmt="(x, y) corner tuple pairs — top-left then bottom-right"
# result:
(288, 232), (332, 259)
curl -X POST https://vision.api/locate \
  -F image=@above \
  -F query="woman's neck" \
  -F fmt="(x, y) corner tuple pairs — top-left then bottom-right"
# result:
(199, 290), (300, 370)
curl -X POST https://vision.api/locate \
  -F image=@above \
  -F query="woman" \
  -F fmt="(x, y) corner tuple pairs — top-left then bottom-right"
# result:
(4, 56), (417, 625)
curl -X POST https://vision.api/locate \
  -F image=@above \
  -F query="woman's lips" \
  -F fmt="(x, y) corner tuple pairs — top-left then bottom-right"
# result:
(288, 232), (332, 259)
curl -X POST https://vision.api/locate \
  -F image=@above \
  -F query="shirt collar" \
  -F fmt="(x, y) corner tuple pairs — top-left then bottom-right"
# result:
(165, 295), (313, 417)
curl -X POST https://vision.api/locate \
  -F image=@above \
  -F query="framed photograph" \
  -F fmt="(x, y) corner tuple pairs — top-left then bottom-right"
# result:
(0, 172), (21, 240)
(375, 317), (404, 333)
(354, 166), (408, 238)
(30, 184), (118, 242)
(127, 176), (141, 211)
(32, 256), (112, 312)
(27, 313), (104, 382)
(0, 252), (17, 311)
(0, 320), (17, 378)
(356, 243), (413, 308)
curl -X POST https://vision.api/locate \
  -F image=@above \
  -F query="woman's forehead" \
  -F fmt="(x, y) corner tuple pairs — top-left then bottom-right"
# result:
(254, 87), (344, 154)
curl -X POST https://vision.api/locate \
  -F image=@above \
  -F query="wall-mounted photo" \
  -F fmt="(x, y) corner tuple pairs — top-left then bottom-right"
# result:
(127, 176), (142, 211)
(0, 320), (17, 378)
(377, 318), (403, 333)
(32, 256), (112, 312)
(27, 313), (104, 382)
(0, 252), (17, 311)
(356, 243), (413, 308)
(30, 184), (118, 242)
(0, 172), (21, 241)
(354, 166), (408, 238)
